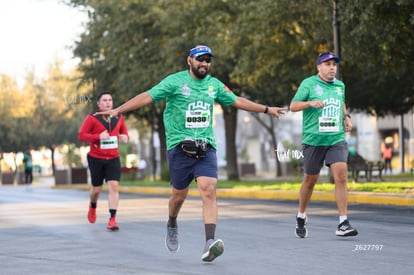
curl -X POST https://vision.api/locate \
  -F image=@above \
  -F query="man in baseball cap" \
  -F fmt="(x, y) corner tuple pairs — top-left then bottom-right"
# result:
(317, 51), (340, 65)
(290, 50), (358, 240)
(94, 43), (287, 262)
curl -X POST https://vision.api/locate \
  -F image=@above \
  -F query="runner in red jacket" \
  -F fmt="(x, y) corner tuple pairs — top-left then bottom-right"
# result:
(78, 91), (129, 231)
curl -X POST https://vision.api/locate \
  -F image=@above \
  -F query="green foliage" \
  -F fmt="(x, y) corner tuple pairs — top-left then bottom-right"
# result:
(282, 141), (303, 175)
(340, 0), (414, 116)
(0, 75), (32, 152)
(64, 144), (82, 167)
(160, 160), (170, 182)
(65, 0), (414, 179)
(343, 182), (414, 193)
(28, 63), (90, 150)
(118, 143), (130, 167)
(0, 60), (94, 177)
(67, 0), (414, 116)
(120, 178), (414, 193)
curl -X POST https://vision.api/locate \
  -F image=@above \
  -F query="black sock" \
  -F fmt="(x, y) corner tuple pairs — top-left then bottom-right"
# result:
(205, 224), (216, 241)
(109, 209), (117, 218)
(168, 216), (177, 228)
(90, 202), (97, 208)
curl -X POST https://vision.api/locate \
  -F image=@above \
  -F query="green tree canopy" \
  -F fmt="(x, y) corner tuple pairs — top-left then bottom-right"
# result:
(0, 61), (91, 173)
(340, 0), (414, 116)
(66, 0), (414, 178)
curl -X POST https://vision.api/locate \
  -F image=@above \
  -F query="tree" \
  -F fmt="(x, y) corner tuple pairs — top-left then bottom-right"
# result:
(339, 0), (414, 116)
(214, 0), (333, 177)
(68, 0), (173, 179)
(26, 61), (91, 173)
(0, 74), (35, 169)
(66, 0), (334, 178)
(66, 0), (414, 180)
(0, 61), (91, 174)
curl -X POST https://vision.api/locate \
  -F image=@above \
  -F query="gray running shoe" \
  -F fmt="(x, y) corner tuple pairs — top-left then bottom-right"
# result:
(165, 226), (180, 252)
(201, 239), (224, 262)
(336, 219), (358, 237)
(295, 216), (308, 238)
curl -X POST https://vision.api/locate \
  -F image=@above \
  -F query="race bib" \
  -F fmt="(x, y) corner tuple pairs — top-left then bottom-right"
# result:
(185, 110), (210, 128)
(100, 136), (118, 149)
(319, 116), (340, 132)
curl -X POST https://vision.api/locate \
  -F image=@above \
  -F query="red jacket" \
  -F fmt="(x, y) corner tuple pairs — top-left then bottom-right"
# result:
(78, 113), (128, 160)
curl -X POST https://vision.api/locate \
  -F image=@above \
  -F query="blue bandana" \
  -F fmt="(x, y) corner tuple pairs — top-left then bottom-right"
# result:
(189, 46), (214, 57)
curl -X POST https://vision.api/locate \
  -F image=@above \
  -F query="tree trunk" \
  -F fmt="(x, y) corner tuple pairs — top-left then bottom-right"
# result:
(251, 114), (282, 177)
(157, 111), (168, 181)
(150, 119), (157, 181)
(223, 106), (239, 180)
(268, 117), (282, 177)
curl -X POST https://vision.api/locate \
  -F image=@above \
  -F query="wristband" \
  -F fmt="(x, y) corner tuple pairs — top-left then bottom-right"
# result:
(264, 105), (269, 114)
(343, 113), (351, 119)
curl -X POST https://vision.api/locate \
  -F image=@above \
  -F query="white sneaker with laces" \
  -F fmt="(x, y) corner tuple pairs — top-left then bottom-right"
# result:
(336, 219), (358, 237)
(201, 239), (224, 262)
(165, 226), (180, 252)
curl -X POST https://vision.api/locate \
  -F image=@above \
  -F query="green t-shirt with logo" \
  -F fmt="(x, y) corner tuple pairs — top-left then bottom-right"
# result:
(148, 70), (237, 150)
(291, 75), (346, 146)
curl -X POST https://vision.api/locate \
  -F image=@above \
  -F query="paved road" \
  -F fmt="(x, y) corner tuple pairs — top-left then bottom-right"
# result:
(1, 184), (413, 275)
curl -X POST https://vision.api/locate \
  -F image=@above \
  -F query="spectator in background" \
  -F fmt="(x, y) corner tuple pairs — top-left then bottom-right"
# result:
(382, 143), (393, 174)
(23, 150), (33, 184)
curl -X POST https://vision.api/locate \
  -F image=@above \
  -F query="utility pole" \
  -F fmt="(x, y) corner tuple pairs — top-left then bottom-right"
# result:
(333, 0), (341, 79)
(328, 0), (343, 183)
(399, 115), (405, 173)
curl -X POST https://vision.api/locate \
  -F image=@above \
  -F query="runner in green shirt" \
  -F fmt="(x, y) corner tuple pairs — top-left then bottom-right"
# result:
(148, 70), (236, 150)
(97, 44), (287, 262)
(290, 52), (358, 239)
(291, 74), (346, 146)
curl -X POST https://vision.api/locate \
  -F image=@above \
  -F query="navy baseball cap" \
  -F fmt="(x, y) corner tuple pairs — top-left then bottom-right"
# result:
(317, 52), (340, 65)
(189, 45), (214, 57)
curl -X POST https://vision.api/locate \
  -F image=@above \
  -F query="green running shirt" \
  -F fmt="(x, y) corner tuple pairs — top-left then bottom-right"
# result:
(291, 75), (346, 146)
(148, 70), (237, 150)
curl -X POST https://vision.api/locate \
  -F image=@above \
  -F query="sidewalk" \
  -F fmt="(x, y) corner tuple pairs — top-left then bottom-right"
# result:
(31, 175), (55, 187)
(42, 176), (414, 207)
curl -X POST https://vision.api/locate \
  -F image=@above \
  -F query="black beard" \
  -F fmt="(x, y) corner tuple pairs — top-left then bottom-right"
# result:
(190, 65), (209, 79)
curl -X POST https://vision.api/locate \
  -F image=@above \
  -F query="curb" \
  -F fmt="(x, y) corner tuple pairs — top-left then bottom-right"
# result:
(53, 185), (414, 207)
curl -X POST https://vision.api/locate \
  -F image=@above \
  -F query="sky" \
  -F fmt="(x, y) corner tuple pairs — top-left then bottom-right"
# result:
(0, 0), (88, 85)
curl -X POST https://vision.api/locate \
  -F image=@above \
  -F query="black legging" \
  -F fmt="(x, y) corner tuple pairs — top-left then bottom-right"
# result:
(384, 158), (392, 174)
(24, 169), (33, 184)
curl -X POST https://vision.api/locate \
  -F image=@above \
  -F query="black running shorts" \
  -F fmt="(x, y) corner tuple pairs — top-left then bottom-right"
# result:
(87, 155), (121, 186)
(302, 141), (348, 175)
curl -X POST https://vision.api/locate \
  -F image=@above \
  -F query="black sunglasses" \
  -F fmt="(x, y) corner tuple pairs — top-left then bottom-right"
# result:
(194, 55), (212, 63)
